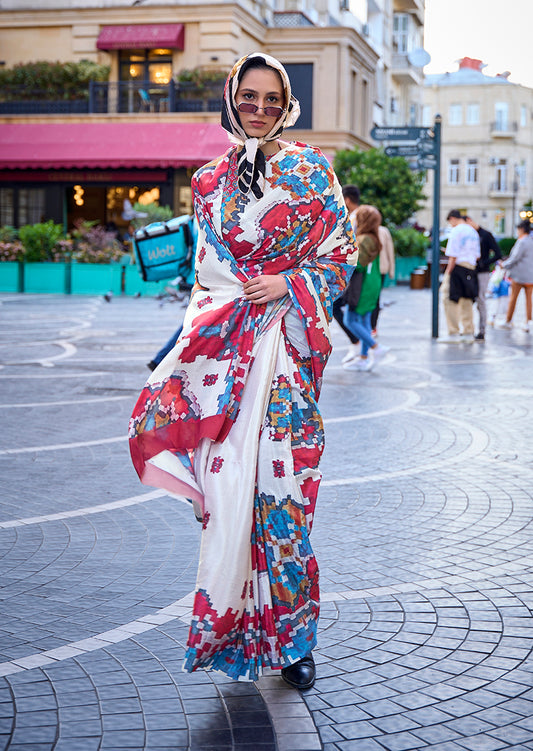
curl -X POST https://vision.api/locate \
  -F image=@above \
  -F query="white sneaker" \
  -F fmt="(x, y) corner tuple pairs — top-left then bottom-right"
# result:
(342, 344), (359, 364)
(436, 334), (462, 343)
(344, 356), (372, 372)
(460, 334), (475, 343)
(372, 344), (390, 364)
(523, 322), (531, 333)
(497, 321), (513, 330)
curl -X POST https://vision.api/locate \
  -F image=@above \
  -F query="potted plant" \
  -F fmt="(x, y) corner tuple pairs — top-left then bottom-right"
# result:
(390, 226), (431, 284)
(175, 68), (226, 112)
(70, 221), (123, 294)
(17, 221), (71, 293)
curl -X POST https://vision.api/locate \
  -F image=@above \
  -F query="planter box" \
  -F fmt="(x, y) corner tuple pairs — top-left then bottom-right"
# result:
(124, 265), (169, 296)
(23, 262), (70, 293)
(394, 256), (426, 285)
(1, 262), (182, 296)
(71, 263), (122, 295)
(0, 262), (24, 292)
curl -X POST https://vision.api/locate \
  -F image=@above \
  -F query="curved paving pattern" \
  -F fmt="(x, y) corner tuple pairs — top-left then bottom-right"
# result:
(0, 288), (532, 751)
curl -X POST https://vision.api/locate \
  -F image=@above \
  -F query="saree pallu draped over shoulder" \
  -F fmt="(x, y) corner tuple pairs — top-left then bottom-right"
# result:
(129, 141), (357, 681)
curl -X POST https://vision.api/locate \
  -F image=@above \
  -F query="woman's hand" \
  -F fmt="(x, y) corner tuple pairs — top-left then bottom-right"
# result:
(243, 274), (288, 304)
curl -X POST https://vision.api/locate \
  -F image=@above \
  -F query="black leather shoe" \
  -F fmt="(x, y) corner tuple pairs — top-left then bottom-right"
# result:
(281, 653), (315, 690)
(475, 333), (485, 340)
(147, 360), (158, 371)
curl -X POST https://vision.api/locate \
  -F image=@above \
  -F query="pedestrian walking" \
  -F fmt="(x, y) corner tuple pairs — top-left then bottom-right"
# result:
(146, 324), (183, 371)
(465, 215), (501, 340)
(370, 223), (395, 335)
(437, 210), (480, 343)
(343, 205), (389, 371)
(335, 184), (361, 363)
(498, 219), (533, 332)
(129, 52), (357, 689)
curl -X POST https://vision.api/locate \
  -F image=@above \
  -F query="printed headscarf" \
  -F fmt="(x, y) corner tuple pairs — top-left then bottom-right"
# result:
(221, 52), (300, 198)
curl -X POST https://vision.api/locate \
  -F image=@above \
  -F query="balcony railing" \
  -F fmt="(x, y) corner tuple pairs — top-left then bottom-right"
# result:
(0, 81), (224, 116)
(490, 120), (518, 136)
(489, 181), (514, 198)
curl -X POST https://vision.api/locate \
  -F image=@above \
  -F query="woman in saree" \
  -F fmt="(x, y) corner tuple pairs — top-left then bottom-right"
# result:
(129, 52), (358, 689)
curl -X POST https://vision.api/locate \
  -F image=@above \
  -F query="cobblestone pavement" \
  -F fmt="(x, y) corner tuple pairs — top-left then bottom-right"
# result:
(0, 286), (532, 751)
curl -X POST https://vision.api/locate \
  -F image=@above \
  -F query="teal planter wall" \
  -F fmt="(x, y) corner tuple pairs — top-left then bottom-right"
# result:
(71, 264), (122, 295)
(23, 262), (70, 294)
(0, 262), (23, 292)
(0, 262), (165, 296)
(394, 256), (426, 285)
(124, 266), (169, 297)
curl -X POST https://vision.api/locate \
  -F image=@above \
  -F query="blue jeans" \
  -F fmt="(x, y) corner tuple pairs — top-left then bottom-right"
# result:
(152, 325), (183, 365)
(343, 309), (375, 356)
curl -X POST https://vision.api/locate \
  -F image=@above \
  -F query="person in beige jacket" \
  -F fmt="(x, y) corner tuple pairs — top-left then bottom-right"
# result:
(371, 224), (396, 333)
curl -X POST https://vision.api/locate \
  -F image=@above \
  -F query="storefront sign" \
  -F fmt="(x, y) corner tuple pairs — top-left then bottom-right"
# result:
(0, 170), (169, 183)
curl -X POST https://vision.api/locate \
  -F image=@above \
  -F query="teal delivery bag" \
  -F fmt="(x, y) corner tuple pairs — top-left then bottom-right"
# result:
(133, 215), (196, 283)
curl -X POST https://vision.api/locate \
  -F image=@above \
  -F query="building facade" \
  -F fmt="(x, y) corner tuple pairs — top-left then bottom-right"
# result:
(0, 0), (425, 231)
(419, 57), (533, 237)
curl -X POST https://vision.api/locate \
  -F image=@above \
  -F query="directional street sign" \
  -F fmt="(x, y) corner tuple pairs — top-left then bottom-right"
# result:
(370, 126), (433, 141)
(384, 145), (420, 157)
(417, 139), (437, 155)
(416, 154), (437, 170)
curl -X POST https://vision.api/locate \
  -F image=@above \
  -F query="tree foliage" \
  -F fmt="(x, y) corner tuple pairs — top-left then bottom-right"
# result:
(334, 147), (426, 227)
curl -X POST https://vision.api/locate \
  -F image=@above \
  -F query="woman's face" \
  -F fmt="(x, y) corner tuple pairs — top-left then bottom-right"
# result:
(235, 67), (285, 139)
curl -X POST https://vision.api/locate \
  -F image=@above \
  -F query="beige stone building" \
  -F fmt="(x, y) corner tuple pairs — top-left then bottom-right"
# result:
(419, 57), (533, 237)
(0, 0), (425, 229)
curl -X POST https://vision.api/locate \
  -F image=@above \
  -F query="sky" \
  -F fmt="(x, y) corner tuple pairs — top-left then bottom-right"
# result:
(423, 0), (533, 89)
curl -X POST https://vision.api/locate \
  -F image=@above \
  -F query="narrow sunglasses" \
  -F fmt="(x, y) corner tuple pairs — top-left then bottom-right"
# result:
(237, 101), (285, 118)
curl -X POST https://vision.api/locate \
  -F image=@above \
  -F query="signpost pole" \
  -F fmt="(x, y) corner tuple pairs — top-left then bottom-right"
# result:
(431, 115), (442, 338)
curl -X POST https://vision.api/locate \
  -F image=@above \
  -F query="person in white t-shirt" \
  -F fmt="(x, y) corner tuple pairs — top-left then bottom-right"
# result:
(437, 210), (480, 343)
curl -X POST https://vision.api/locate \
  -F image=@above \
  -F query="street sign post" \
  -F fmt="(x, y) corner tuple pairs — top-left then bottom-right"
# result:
(370, 126), (433, 141)
(373, 118), (442, 337)
(429, 115), (442, 339)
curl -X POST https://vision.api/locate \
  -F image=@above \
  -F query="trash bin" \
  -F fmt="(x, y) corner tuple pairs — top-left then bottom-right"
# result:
(410, 269), (426, 290)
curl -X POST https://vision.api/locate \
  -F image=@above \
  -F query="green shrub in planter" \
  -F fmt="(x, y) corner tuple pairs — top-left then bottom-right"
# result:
(70, 221), (123, 263)
(0, 59), (109, 101)
(18, 221), (65, 262)
(131, 202), (173, 230)
(390, 226), (431, 257)
(499, 237), (516, 256)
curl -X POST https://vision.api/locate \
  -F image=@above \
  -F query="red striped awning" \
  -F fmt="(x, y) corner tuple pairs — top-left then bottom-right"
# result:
(0, 122), (230, 171)
(96, 24), (185, 51)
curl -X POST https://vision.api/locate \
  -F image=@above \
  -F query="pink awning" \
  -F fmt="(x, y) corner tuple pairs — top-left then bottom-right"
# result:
(96, 24), (185, 51)
(0, 123), (230, 170)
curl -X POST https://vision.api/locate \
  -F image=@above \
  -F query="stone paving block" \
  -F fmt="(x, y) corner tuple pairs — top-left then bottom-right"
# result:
(372, 730), (426, 750)
(335, 720), (382, 740)
(59, 719), (103, 737)
(100, 729), (146, 747)
(54, 739), (101, 751)
(452, 734), (507, 751)
(14, 710), (58, 727)
(275, 733), (322, 750)
(369, 715), (420, 734)
(10, 725), (57, 744)
(333, 740), (386, 751)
